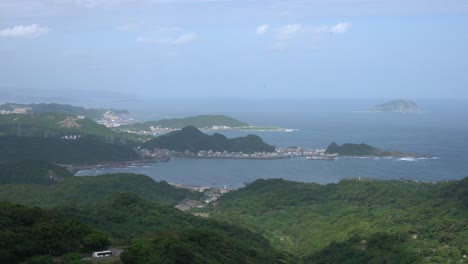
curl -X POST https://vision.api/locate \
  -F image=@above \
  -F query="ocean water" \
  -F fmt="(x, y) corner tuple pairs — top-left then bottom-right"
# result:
(77, 101), (468, 188)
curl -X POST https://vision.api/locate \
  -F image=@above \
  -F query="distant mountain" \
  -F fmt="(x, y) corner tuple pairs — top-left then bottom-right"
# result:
(0, 112), (115, 138)
(120, 115), (249, 130)
(143, 126), (276, 153)
(0, 112), (143, 142)
(0, 103), (128, 119)
(370, 99), (421, 113)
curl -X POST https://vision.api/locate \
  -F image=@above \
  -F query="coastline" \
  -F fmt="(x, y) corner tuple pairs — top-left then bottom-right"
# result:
(63, 159), (165, 175)
(68, 154), (435, 176)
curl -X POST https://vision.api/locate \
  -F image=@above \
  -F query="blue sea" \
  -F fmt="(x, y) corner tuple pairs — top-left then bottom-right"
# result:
(77, 99), (468, 189)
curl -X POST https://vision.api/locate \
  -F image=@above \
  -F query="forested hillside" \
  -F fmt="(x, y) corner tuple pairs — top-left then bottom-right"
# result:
(0, 201), (108, 263)
(0, 173), (201, 208)
(144, 126), (275, 153)
(207, 178), (468, 262)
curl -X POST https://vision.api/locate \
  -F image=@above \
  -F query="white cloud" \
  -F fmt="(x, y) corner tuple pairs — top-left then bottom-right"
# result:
(329, 22), (352, 33)
(276, 24), (302, 40)
(256, 24), (270, 35)
(137, 32), (197, 46)
(0, 24), (51, 38)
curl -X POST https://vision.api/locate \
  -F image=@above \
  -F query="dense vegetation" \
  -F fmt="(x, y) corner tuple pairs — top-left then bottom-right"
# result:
(0, 149), (466, 263)
(60, 192), (291, 256)
(371, 99), (420, 113)
(0, 136), (139, 164)
(0, 112), (121, 139)
(121, 229), (291, 264)
(0, 201), (109, 263)
(0, 169), (290, 263)
(0, 160), (72, 185)
(207, 178), (468, 262)
(144, 126), (276, 153)
(0, 173), (202, 208)
(120, 115), (248, 131)
(0, 103), (128, 119)
(303, 232), (422, 263)
(325, 142), (382, 156)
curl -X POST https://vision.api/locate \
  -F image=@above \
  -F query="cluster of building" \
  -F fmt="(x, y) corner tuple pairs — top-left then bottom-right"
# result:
(0, 106), (31, 115)
(96, 111), (137, 127)
(136, 146), (329, 160)
(149, 126), (178, 135)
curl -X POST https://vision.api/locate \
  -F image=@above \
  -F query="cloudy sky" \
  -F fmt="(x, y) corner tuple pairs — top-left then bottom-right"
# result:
(1, 0), (468, 100)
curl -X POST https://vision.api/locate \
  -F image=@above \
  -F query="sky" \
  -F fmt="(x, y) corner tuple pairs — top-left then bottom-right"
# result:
(1, 0), (468, 102)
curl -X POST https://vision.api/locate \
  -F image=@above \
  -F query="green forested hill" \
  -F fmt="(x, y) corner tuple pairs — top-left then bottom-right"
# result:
(1, 160), (466, 263)
(0, 113), (145, 165)
(0, 173), (202, 208)
(0, 160), (72, 185)
(121, 228), (292, 264)
(0, 136), (139, 164)
(325, 142), (381, 156)
(0, 103), (128, 119)
(0, 172), (292, 263)
(207, 178), (468, 262)
(60, 192), (290, 257)
(0, 201), (108, 263)
(143, 126), (276, 153)
(0, 112), (118, 138)
(120, 114), (249, 130)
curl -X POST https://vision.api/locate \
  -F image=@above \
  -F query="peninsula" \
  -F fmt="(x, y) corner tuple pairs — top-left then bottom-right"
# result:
(142, 126), (276, 154)
(370, 99), (421, 113)
(118, 114), (294, 135)
(325, 142), (426, 158)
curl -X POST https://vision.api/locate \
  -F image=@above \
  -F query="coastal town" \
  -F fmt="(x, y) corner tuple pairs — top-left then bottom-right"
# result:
(136, 146), (335, 161)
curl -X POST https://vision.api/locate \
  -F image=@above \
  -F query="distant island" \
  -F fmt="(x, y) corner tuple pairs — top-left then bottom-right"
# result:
(325, 142), (424, 157)
(143, 126), (276, 154)
(370, 99), (421, 113)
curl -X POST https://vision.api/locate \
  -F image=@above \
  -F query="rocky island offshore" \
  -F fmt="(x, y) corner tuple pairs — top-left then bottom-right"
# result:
(370, 99), (421, 113)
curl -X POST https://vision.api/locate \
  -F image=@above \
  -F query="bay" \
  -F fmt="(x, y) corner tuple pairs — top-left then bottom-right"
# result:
(77, 109), (468, 189)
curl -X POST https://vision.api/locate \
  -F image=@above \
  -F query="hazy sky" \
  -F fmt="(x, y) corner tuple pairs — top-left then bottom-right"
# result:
(1, 0), (468, 100)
